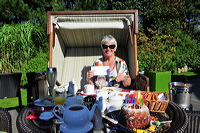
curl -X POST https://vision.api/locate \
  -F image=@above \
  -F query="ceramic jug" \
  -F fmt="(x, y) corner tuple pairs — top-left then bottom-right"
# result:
(53, 104), (97, 130)
(68, 79), (78, 95)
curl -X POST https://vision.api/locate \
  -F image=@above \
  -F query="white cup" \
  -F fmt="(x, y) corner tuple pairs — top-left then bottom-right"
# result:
(84, 84), (94, 94)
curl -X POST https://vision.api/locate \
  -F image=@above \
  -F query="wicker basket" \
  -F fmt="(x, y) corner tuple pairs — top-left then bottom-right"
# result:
(136, 91), (169, 112)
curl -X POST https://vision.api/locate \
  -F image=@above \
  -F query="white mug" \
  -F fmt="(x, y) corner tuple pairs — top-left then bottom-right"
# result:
(84, 84), (94, 94)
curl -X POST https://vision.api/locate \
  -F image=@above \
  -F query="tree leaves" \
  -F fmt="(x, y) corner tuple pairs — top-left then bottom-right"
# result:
(138, 29), (178, 72)
(0, 0), (30, 25)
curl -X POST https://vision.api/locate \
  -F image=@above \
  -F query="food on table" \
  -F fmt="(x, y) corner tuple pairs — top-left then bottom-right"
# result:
(104, 90), (172, 132)
(122, 104), (151, 129)
(107, 88), (116, 91)
(102, 87), (121, 92)
(148, 125), (156, 132)
(104, 91), (171, 132)
(133, 128), (148, 133)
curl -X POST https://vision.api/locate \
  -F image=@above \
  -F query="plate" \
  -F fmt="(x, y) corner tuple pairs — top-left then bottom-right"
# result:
(101, 87), (122, 92)
(39, 113), (54, 120)
(34, 99), (54, 107)
(83, 92), (96, 95)
(60, 122), (93, 133)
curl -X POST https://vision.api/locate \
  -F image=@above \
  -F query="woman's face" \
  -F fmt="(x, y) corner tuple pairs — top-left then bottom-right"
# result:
(102, 42), (116, 58)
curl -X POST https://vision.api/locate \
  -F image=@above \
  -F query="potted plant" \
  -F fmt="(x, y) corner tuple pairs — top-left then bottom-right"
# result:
(137, 29), (178, 93)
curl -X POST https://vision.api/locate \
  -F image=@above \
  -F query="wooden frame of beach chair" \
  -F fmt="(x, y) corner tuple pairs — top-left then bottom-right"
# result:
(47, 10), (149, 91)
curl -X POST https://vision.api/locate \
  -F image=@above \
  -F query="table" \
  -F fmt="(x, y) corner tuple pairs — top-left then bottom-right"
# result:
(16, 105), (48, 133)
(16, 104), (95, 133)
(166, 101), (188, 132)
(16, 102), (188, 133)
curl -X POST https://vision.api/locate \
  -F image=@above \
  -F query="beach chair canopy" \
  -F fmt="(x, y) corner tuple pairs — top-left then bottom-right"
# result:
(47, 10), (146, 90)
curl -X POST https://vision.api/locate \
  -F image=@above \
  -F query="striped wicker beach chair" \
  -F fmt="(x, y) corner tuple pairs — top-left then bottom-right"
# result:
(46, 10), (149, 91)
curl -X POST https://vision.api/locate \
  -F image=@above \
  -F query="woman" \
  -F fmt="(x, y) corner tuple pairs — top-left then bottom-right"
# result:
(86, 35), (131, 88)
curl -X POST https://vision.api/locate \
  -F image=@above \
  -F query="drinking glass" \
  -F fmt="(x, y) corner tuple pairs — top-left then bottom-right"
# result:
(53, 87), (66, 105)
(46, 67), (57, 96)
(52, 86), (66, 130)
(96, 75), (108, 89)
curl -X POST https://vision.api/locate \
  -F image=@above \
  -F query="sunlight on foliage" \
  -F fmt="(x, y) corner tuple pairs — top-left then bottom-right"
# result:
(138, 29), (179, 72)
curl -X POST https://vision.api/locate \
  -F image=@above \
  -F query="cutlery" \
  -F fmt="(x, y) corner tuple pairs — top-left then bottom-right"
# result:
(102, 114), (136, 133)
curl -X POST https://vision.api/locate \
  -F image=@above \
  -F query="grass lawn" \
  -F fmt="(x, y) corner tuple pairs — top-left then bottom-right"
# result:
(171, 71), (200, 82)
(173, 71), (199, 76)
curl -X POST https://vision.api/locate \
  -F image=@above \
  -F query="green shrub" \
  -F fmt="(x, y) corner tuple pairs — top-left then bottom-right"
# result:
(172, 30), (200, 70)
(21, 51), (48, 87)
(138, 29), (178, 72)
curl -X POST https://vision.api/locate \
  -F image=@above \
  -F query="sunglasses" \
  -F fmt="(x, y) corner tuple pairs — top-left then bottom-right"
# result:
(102, 44), (116, 49)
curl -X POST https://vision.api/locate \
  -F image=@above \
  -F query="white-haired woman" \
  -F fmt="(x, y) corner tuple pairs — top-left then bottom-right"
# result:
(86, 35), (131, 88)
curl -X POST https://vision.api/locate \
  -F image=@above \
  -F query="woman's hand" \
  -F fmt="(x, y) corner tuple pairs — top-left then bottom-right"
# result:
(115, 73), (125, 82)
(86, 70), (94, 84)
(87, 70), (94, 79)
(115, 73), (131, 87)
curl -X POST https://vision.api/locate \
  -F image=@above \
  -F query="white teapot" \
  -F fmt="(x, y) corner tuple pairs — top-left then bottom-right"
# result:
(53, 104), (97, 130)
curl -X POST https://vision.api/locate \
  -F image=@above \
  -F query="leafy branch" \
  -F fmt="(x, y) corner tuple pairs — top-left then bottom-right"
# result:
(138, 29), (178, 72)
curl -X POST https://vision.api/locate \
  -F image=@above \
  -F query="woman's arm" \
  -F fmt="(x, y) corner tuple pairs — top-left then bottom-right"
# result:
(115, 57), (131, 87)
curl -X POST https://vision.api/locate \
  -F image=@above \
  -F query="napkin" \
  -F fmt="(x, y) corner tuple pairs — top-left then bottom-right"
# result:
(26, 113), (39, 119)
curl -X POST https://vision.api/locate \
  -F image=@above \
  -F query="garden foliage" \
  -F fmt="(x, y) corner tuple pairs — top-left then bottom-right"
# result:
(0, 22), (48, 86)
(173, 30), (200, 70)
(138, 29), (200, 73)
(137, 29), (178, 72)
